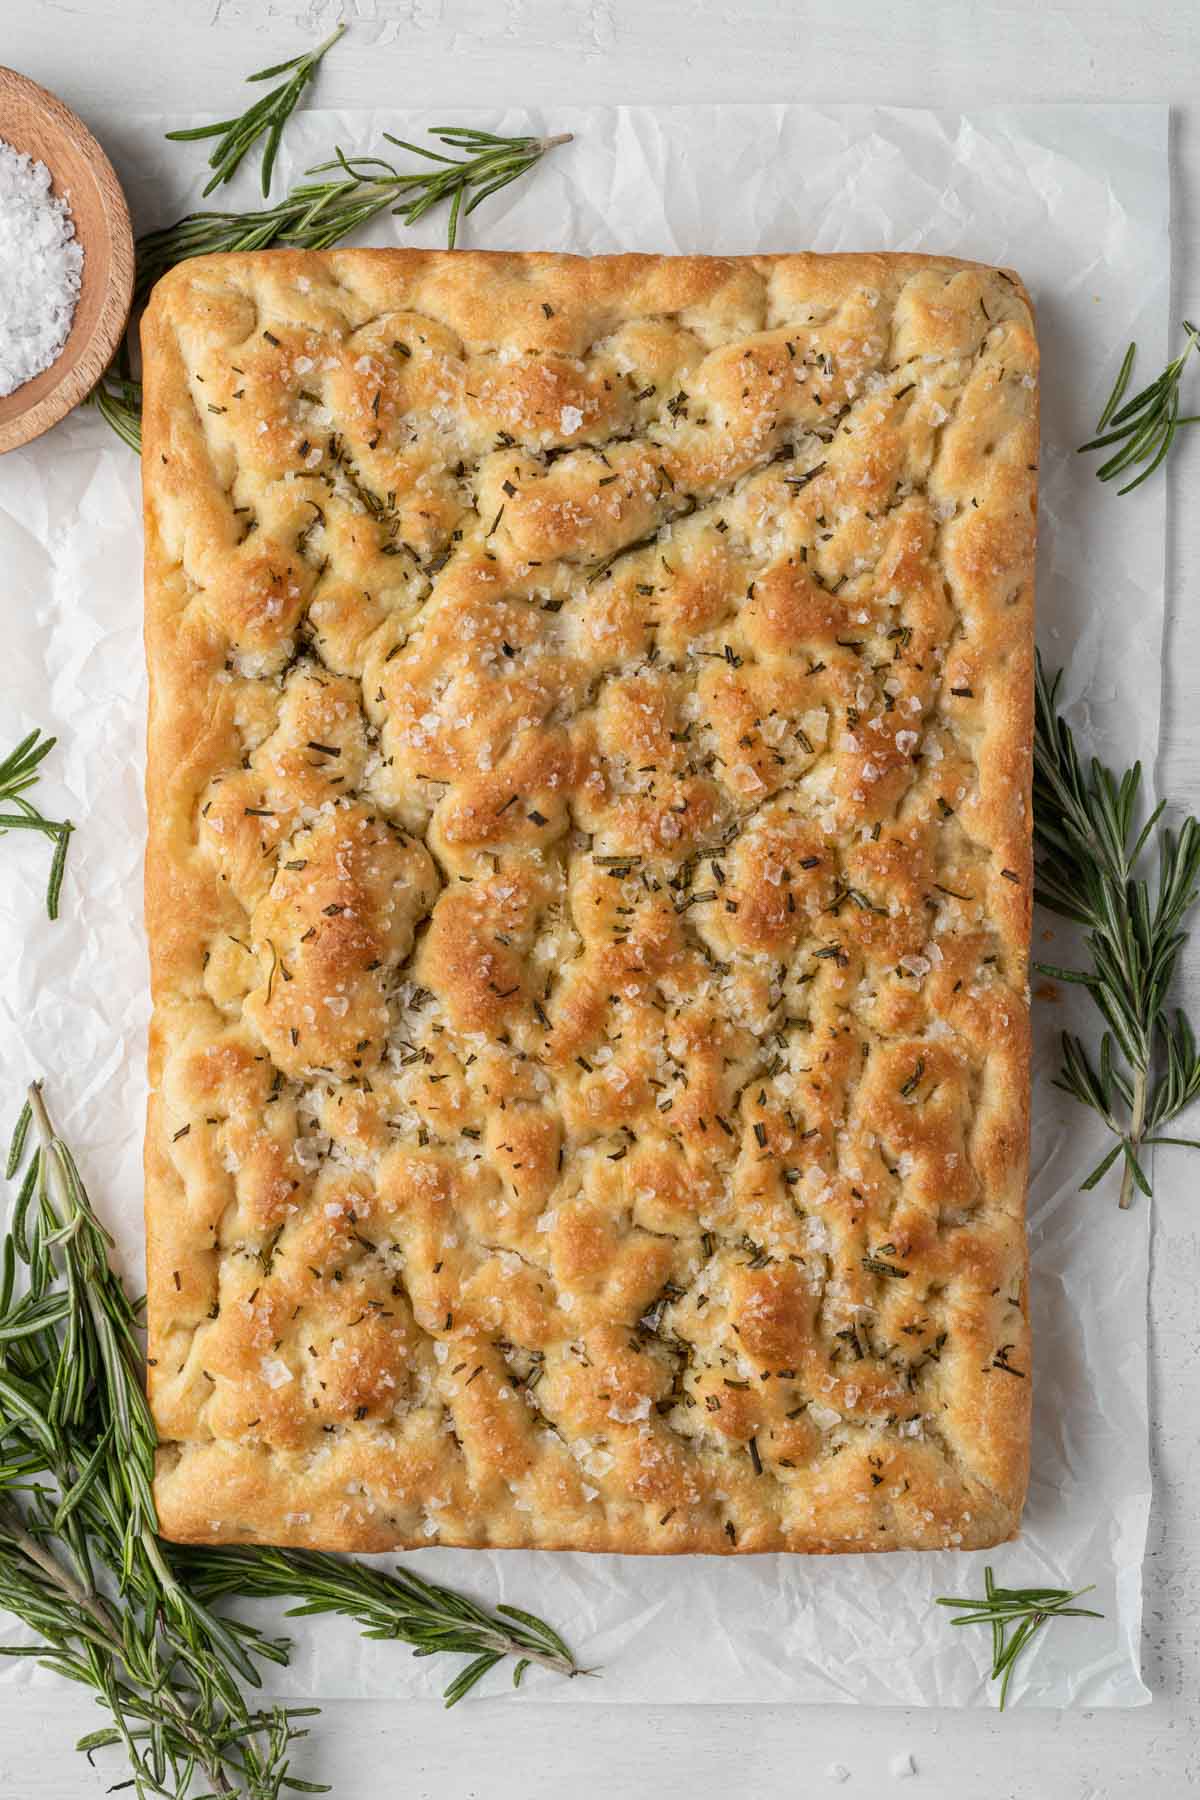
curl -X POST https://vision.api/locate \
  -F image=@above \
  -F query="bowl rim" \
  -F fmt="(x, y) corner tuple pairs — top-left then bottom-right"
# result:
(0, 65), (135, 454)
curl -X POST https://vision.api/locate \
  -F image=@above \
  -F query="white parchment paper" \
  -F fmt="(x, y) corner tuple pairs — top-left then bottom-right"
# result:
(0, 102), (1169, 1708)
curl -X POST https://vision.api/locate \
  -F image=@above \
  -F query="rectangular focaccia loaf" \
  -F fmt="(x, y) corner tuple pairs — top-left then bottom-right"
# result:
(141, 249), (1036, 1555)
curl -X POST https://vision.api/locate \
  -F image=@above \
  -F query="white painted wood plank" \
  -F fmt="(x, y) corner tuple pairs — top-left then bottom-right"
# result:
(9, 1), (1200, 113)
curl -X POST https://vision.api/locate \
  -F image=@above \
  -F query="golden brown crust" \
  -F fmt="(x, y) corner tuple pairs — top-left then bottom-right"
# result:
(141, 249), (1036, 1554)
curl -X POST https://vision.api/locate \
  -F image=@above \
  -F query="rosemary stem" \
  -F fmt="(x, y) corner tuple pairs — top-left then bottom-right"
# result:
(477, 1626), (581, 1679)
(26, 1084), (62, 1216)
(311, 24), (346, 59)
(0, 1499), (107, 1625)
(0, 1501), (236, 1794)
(1120, 1067), (1149, 1210)
(27, 1084), (118, 1376)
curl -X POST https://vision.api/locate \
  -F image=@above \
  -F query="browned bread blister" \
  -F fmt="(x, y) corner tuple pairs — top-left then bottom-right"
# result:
(141, 249), (1036, 1554)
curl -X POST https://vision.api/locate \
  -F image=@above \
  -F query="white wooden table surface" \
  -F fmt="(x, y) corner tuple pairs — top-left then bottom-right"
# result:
(3, 3), (1199, 1796)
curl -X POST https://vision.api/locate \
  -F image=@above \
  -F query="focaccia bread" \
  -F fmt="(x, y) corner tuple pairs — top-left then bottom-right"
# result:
(141, 249), (1037, 1555)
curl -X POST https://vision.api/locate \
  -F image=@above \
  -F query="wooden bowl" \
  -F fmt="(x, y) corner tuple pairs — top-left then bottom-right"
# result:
(0, 67), (134, 454)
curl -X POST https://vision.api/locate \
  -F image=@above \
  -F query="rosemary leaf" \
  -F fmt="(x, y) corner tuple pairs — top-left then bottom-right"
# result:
(1079, 320), (1200, 493)
(1033, 653), (1200, 1206)
(0, 731), (74, 921)
(166, 23), (346, 197)
(936, 1567), (1102, 1709)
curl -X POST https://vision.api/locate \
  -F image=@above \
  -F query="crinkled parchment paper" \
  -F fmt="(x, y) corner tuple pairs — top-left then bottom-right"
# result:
(0, 102), (1168, 1706)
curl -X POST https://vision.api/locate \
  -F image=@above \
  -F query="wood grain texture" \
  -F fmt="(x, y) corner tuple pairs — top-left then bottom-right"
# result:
(0, 66), (133, 453)
(1, 2), (1198, 1797)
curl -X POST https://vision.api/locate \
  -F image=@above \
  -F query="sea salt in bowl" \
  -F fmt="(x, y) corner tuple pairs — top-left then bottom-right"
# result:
(0, 67), (133, 454)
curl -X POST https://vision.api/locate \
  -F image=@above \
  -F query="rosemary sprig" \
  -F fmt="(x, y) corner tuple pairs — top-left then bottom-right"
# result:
(1033, 654), (1200, 1206)
(936, 1567), (1103, 1709)
(2, 1084), (314, 1798)
(178, 1546), (586, 1708)
(1079, 320), (1200, 493)
(135, 128), (572, 304)
(0, 731), (73, 920)
(1, 1082), (585, 1792)
(165, 24), (346, 197)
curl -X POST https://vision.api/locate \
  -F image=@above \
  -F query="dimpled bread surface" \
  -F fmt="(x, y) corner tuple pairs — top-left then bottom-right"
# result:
(140, 249), (1037, 1553)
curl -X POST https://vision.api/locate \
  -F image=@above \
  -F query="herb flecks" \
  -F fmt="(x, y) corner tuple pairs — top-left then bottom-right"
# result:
(1033, 654), (1200, 1206)
(936, 1567), (1102, 1710)
(0, 730), (74, 920)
